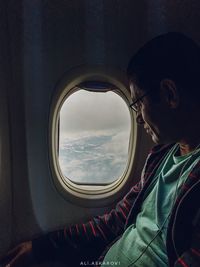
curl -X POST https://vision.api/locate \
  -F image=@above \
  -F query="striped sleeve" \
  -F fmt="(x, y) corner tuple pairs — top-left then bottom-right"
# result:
(31, 145), (169, 263)
(51, 180), (141, 246)
(174, 223), (200, 266)
(31, 145), (167, 263)
(32, 180), (142, 262)
(174, 249), (200, 267)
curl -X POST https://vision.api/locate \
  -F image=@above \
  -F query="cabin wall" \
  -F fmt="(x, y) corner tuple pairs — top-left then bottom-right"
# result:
(0, 2), (12, 254)
(0, 0), (200, 258)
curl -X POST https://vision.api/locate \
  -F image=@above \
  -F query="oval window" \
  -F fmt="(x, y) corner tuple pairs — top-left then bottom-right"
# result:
(58, 87), (131, 185)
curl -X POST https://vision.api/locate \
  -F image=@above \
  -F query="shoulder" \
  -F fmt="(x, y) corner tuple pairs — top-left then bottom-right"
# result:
(146, 143), (176, 167)
(149, 143), (175, 155)
(142, 143), (175, 179)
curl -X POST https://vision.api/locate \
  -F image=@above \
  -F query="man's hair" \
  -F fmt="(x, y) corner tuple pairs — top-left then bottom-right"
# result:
(127, 32), (200, 98)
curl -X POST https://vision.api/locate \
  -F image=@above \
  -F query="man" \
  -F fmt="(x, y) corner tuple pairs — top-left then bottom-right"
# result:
(2, 32), (200, 267)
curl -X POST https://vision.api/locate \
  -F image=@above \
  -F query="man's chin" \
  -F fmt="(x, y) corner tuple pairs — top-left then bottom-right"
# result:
(145, 128), (164, 144)
(150, 133), (161, 144)
(151, 134), (170, 145)
(151, 136), (160, 144)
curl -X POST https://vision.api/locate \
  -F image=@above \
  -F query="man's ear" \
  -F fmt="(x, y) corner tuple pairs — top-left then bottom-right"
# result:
(160, 79), (179, 108)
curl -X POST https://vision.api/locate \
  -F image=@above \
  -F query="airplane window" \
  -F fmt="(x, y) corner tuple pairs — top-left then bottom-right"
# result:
(58, 88), (131, 185)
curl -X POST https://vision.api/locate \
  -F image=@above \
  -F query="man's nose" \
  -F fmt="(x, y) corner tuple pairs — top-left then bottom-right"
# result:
(136, 111), (144, 125)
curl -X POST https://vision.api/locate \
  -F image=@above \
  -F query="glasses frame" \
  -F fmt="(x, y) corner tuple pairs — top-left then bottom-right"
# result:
(129, 91), (150, 112)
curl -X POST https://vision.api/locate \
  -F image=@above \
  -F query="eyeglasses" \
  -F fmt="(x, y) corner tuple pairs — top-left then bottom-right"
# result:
(129, 92), (149, 112)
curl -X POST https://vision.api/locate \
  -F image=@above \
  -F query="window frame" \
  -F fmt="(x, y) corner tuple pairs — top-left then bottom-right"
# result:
(49, 67), (137, 202)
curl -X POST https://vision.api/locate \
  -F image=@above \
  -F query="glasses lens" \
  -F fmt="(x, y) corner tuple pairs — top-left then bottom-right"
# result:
(130, 103), (138, 112)
(130, 92), (149, 112)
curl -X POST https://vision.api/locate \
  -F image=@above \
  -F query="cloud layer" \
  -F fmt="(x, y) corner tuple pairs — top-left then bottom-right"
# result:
(58, 89), (131, 184)
(59, 131), (130, 184)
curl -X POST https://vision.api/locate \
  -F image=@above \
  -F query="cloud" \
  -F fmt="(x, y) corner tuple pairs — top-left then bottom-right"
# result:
(60, 89), (130, 136)
(59, 131), (130, 184)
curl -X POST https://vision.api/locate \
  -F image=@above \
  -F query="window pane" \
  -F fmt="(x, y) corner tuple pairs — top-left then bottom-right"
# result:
(59, 89), (131, 184)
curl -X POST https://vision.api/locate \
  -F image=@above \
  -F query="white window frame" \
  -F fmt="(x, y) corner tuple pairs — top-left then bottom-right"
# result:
(49, 67), (137, 201)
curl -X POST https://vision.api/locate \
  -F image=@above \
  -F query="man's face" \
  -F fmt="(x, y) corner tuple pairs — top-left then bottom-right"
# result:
(130, 82), (175, 144)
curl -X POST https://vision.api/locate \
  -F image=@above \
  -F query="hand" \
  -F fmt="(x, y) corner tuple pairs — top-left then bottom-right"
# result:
(0, 241), (34, 267)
